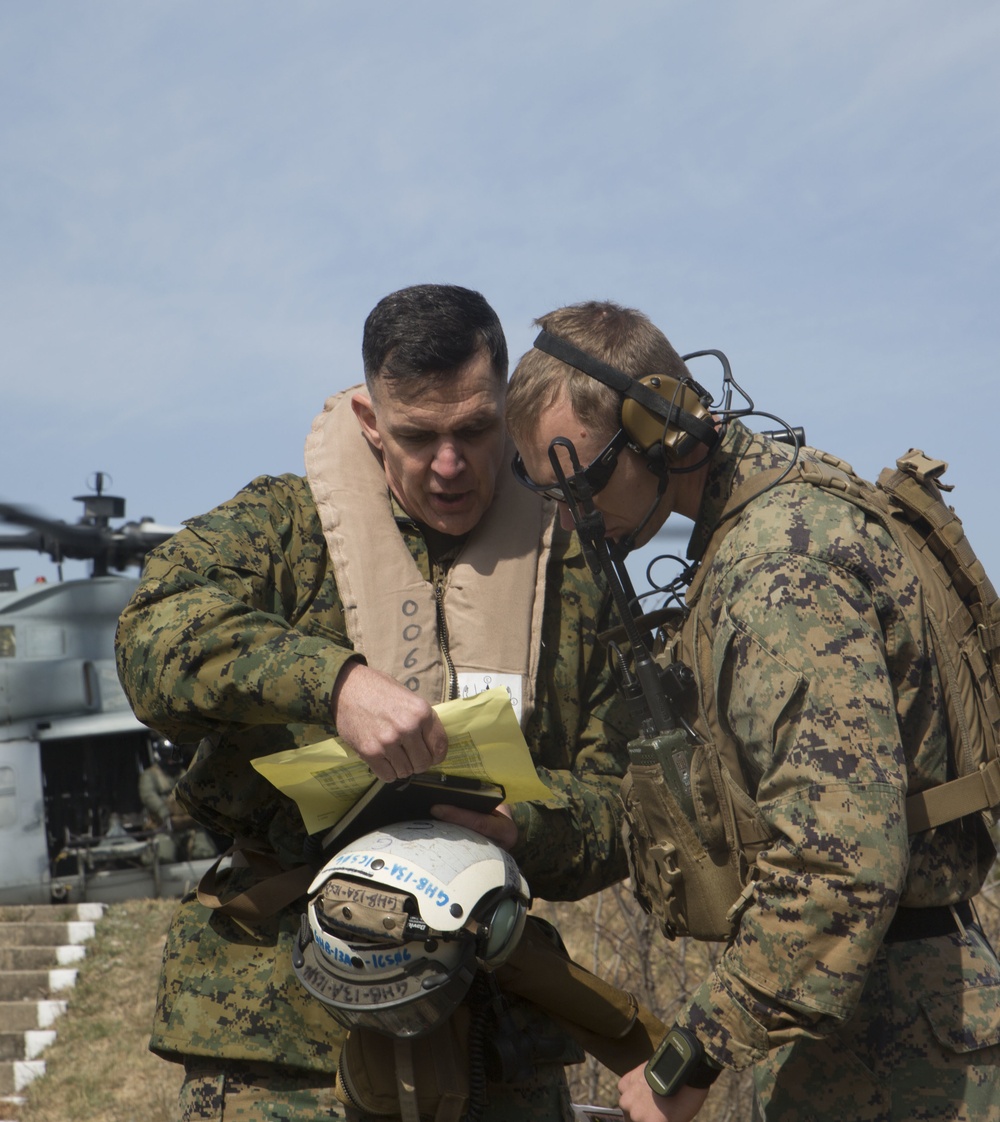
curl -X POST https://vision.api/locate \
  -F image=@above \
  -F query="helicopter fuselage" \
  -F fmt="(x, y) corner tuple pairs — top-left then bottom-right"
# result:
(0, 577), (215, 904)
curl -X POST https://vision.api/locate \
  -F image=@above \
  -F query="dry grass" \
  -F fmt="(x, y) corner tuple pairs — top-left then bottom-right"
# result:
(16, 861), (1000, 1122)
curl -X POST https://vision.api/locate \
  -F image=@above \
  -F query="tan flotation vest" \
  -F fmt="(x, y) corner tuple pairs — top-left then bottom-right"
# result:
(304, 386), (555, 727)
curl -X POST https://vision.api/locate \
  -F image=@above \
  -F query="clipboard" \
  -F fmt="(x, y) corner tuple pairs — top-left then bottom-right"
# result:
(318, 772), (506, 853)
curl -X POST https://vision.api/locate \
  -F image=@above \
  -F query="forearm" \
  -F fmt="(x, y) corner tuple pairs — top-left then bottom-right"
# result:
(510, 767), (628, 898)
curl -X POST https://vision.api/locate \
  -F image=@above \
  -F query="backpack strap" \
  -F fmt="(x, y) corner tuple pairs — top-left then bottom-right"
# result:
(906, 760), (1000, 833)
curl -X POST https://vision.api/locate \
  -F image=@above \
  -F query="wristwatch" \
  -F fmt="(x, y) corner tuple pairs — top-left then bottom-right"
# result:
(645, 1026), (722, 1097)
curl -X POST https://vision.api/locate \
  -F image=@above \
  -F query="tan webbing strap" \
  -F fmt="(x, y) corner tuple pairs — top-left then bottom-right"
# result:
(881, 458), (1000, 660)
(906, 758), (1000, 833)
(196, 845), (315, 922)
(392, 1038), (421, 1122)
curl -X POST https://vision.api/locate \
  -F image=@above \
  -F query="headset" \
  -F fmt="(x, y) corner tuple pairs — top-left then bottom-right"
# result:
(532, 329), (719, 474)
(526, 327), (804, 606)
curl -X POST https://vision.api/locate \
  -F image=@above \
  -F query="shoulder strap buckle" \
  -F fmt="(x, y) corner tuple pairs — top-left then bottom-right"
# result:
(896, 449), (954, 491)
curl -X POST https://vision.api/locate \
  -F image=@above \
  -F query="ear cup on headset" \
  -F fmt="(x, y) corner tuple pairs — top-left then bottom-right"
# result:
(620, 374), (716, 463)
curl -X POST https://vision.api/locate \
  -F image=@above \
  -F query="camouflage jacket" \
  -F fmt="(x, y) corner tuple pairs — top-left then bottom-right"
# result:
(115, 472), (632, 1069)
(671, 422), (996, 1071)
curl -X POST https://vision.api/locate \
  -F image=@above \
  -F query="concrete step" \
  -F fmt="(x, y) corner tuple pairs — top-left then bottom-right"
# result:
(0, 1032), (55, 1063)
(0, 921), (97, 949)
(0, 1001), (67, 1032)
(0, 1059), (45, 1096)
(0, 970), (78, 1002)
(0, 945), (86, 971)
(0, 905), (104, 924)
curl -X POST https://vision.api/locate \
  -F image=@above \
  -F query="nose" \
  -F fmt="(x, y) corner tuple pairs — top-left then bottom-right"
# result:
(432, 439), (465, 478)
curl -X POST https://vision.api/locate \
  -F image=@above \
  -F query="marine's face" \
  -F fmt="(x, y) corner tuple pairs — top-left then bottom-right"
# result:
(515, 387), (670, 547)
(352, 349), (507, 536)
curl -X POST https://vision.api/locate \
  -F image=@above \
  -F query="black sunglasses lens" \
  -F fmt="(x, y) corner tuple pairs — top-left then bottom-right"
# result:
(513, 454), (565, 502)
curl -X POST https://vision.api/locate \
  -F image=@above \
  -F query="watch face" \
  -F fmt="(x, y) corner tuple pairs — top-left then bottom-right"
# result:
(645, 1028), (699, 1097)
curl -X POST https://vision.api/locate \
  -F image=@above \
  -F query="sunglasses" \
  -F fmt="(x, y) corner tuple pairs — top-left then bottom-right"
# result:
(512, 428), (630, 504)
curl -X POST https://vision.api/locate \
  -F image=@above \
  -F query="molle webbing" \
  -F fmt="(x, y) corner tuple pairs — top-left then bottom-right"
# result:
(873, 452), (1000, 830)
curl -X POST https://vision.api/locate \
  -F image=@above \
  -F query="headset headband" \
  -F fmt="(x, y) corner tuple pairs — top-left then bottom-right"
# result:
(533, 330), (718, 450)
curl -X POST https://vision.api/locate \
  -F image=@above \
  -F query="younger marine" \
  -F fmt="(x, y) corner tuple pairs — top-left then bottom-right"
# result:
(507, 300), (1000, 1122)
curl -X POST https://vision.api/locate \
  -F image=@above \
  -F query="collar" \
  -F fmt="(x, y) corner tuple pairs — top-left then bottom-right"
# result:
(388, 490), (470, 573)
(685, 420), (795, 564)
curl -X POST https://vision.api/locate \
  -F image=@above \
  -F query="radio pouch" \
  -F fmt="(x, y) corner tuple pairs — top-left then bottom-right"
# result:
(336, 1013), (471, 1122)
(619, 728), (758, 941)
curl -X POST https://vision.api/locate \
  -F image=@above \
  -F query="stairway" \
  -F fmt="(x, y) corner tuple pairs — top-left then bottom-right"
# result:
(0, 903), (104, 1119)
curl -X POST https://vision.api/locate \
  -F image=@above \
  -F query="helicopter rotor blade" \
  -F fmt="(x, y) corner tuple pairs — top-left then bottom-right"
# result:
(0, 501), (98, 547)
(0, 530), (48, 553)
(0, 493), (179, 574)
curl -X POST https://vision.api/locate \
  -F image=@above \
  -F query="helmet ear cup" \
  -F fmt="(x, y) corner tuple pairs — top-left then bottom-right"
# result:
(476, 894), (527, 969)
(620, 375), (716, 464)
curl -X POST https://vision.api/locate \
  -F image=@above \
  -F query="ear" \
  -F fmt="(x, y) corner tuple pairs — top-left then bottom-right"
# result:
(351, 390), (383, 452)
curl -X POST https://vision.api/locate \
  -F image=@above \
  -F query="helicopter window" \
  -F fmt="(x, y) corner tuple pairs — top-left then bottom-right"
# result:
(0, 626), (13, 657)
(0, 766), (15, 828)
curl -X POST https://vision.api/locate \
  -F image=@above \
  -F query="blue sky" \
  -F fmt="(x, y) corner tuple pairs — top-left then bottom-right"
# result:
(2, 0), (998, 591)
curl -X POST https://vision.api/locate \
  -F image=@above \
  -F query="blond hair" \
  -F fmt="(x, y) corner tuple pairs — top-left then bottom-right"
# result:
(506, 301), (688, 445)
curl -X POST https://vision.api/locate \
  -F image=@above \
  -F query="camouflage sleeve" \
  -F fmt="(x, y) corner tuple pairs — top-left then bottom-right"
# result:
(678, 551), (909, 1070)
(115, 475), (355, 745)
(509, 536), (636, 900)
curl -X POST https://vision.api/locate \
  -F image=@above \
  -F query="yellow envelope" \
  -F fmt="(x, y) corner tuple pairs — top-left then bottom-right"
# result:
(251, 687), (553, 833)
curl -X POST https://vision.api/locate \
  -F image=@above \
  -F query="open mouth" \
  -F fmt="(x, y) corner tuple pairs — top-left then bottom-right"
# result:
(432, 492), (469, 507)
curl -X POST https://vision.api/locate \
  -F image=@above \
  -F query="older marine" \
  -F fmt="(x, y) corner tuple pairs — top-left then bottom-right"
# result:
(116, 285), (634, 1121)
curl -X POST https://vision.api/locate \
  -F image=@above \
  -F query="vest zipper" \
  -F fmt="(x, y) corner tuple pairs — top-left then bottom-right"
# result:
(435, 581), (459, 700)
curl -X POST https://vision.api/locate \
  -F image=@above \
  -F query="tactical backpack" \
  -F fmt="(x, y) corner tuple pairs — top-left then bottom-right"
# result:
(805, 449), (1000, 831)
(620, 447), (1000, 942)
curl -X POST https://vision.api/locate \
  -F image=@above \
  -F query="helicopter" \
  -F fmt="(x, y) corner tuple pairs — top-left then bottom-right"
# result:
(0, 475), (220, 905)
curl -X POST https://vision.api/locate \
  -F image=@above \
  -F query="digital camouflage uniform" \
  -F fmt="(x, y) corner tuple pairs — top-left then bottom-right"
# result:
(667, 421), (1000, 1120)
(115, 472), (632, 1122)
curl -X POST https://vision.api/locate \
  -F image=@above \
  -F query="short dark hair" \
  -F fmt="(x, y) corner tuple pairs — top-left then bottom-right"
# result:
(362, 284), (508, 390)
